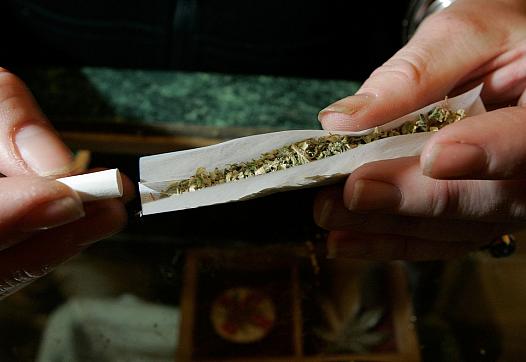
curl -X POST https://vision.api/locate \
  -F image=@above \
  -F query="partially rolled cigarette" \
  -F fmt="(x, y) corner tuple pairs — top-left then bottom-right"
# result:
(57, 169), (123, 202)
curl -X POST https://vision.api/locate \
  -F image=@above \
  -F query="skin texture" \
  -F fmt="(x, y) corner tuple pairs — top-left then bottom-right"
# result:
(315, 0), (526, 260)
(0, 68), (133, 299)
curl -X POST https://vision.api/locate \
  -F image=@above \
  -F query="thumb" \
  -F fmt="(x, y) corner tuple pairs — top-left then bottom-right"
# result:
(0, 69), (74, 177)
(319, 4), (504, 131)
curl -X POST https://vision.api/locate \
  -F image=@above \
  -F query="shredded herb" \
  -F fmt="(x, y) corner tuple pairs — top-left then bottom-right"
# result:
(163, 106), (465, 196)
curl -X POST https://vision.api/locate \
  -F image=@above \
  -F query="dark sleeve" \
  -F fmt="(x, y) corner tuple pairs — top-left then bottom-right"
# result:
(3, 0), (174, 68)
(3, 0), (410, 79)
(184, 0), (409, 79)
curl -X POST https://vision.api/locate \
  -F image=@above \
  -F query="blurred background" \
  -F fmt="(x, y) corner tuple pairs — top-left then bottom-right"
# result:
(1, 1), (526, 361)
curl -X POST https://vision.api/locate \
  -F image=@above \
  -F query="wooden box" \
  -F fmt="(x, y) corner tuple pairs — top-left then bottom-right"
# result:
(177, 246), (420, 362)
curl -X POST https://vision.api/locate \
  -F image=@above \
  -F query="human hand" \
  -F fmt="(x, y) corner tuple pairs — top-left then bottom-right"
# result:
(314, 0), (526, 260)
(0, 68), (134, 299)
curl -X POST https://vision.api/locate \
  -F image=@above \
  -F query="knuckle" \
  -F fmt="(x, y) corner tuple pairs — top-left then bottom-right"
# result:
(427, 180), (457, 217)
(457, 181), (526, 221)
(370, 47), (430, 86)
(421, 10), (489, 39)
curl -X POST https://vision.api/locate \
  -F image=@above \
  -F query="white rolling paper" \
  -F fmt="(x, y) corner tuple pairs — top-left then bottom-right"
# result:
(139, 85), (485, 215)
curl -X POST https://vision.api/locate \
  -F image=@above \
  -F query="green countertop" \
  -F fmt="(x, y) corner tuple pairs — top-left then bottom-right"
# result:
(19, 67), (360, 136)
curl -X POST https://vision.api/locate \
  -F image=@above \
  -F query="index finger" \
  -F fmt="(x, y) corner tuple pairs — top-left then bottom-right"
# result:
(0, 68), (74, 177)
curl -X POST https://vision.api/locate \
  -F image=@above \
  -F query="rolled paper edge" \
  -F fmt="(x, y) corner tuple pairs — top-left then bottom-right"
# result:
(57, 169), (123, 202)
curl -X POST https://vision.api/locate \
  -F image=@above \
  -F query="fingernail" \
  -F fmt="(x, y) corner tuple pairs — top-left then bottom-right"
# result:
(315, 196), (369, 230)
(422, 143), (487, 178)
(348, 180), (401, 211)
(15, 124), (74, 176)
(18, 197), (85, 232)
(318, 94), (374, 124)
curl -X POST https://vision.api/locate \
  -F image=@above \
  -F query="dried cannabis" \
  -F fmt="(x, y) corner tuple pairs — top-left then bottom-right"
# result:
(163, 106), (466, 196)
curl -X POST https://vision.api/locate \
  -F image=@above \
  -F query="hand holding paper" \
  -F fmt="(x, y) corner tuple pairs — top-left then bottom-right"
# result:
(139, 86), (483, 215)
(316, 0), (526, 260)
(0, 69), (131, 299)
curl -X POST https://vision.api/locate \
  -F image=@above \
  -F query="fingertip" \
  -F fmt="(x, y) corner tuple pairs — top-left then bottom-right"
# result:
(318, 111), (366, 132)
(14, 123), (75, 177)
(84, 199), (128, 232)
(345, 179), (402, 212)
(119, 172), (136, 204)
(420, 139), (488, 179)
(313, 186), (342, 229)
(38, 198), (127, 251)
(0, 196), (128, 299)
(17, 195), (85, 233)
(314, 185), (370, 231)
(0, 69), (75, 177)
(318, 94), (374, 131)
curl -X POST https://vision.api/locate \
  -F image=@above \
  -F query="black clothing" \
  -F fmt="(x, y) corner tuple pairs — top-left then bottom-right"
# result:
(2, 0), (409, 79)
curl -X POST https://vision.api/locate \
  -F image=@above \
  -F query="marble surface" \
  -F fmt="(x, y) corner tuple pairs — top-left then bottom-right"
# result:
(19, 67), (360, 133)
